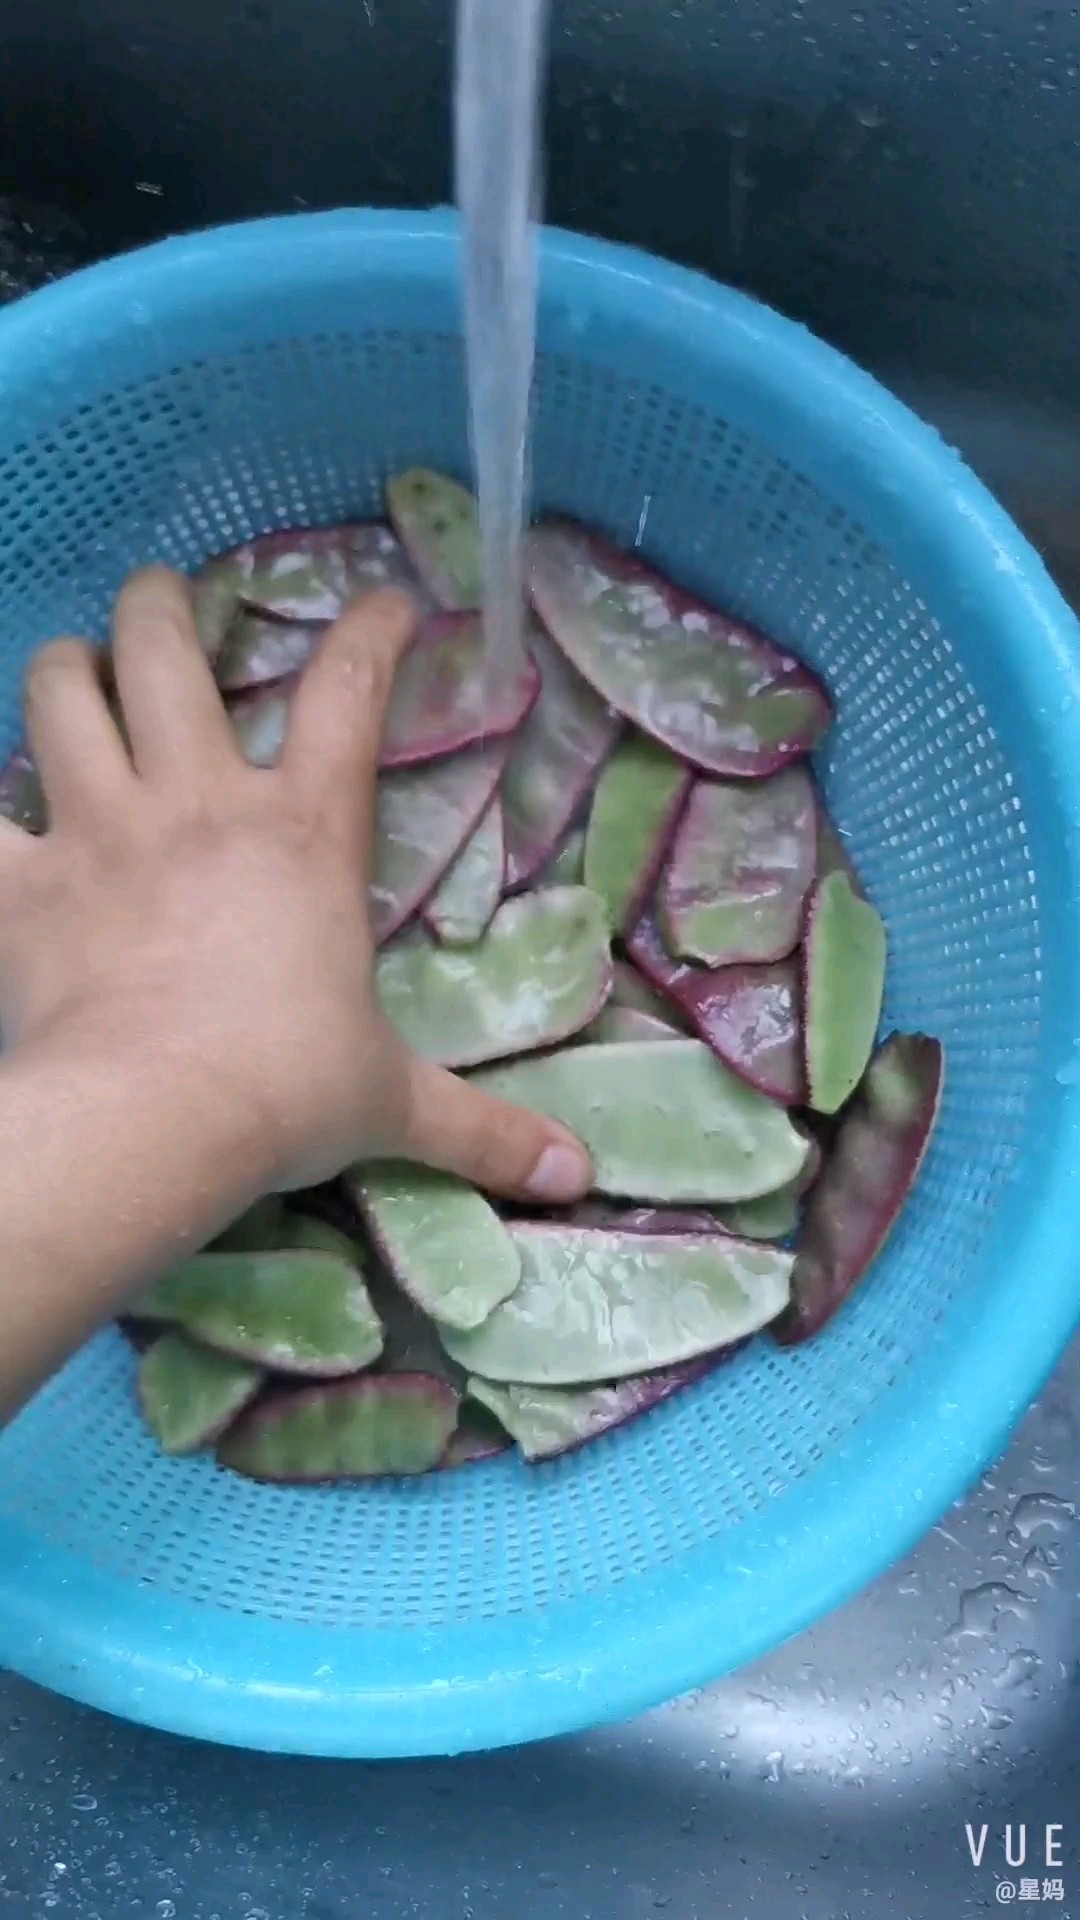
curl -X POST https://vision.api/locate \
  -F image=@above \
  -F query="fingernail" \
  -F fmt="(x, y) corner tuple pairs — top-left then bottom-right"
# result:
(525, 1139), (592, 1204)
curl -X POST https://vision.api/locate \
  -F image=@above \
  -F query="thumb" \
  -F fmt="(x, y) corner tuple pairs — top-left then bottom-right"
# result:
(397, 1055), (594, 1205)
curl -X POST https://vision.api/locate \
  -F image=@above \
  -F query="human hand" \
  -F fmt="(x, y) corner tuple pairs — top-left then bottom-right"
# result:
(0, 569), (593, 1205)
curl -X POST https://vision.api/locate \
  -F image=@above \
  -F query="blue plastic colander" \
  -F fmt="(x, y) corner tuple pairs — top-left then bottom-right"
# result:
(1, 209), (1079, 1758)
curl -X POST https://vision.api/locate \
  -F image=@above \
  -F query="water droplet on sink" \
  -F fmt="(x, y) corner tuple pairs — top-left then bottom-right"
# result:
(1008, 1491), (1075, 1541)
(949, 1581), (1033, 1640)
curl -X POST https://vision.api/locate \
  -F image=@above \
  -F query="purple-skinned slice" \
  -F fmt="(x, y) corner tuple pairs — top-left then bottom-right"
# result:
(422, 797), (504, 946)
(502, 623), (622, 890)
(659, 767), (816, 967)
(775, 1033), (944, 1344)
(218, 1373), (459, 1482)
(628, 902), (804, 1104)
(528, 519), (832, 776)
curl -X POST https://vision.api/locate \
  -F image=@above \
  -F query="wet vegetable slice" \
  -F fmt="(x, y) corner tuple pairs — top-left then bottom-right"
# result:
(197, 521), (425, 648)
(386, 470), (484, 609)
(468, 1363), (716, 1461)
(0, 744), (46, 832)
(138, 1332), (263, 1456)
(628, 904), (804, 1105)
(534, 825), (586, 888)
(472, 1040), (810, 1201)
(276, 1212), (363, 1263)
(376, 886), (613, 1068)
(371, 741), (509, 944)
(442, 1223), (793, 1383)
(135, 1251), (384, 1376)
(775, 1033), (944, 1344)
(422, 797), (505, 946)
(719, 1186), (801, 1243)
(352, 1164), (521, 1330)
(528, 520), (832, 776)
(215, 615), (319, 694)
(660, 767), (816, 967)
(610, 958), (690, 1030)
(228, 615), (537, 773)
(584, 733), (692, 932)
(442, 1403), (512, 1467)
(583, 1005), (680, 1045)
(219, 1373), (460, 1482)
(502, 624), (622, 890)
(804, 870), (888, 1114)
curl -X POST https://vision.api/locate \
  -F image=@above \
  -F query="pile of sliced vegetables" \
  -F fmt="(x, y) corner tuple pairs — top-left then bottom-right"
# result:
(1, 471), (945, 1481)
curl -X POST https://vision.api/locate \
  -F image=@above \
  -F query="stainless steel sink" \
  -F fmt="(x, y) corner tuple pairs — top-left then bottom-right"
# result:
(2, 1333), (1076, 1917)
(2, 0), (1080, 1907)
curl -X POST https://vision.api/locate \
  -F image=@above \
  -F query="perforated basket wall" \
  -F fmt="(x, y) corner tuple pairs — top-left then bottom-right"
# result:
(1, 213), (1078, 1758)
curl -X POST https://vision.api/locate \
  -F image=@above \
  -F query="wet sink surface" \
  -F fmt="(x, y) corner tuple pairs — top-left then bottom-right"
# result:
(1, 1333), (1076, 1919)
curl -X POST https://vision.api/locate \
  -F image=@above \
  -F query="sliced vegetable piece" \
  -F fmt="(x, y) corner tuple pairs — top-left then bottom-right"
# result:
(469, 1363), (716, 1461)
(628, 904), (804, 1104)
(660, 768), (816, 966)
(423, 797), (504, 946)
(534, 825), (586, 888)
(213, 1196), (288, 1254)
(350, 1163), (521, 1331)
(276, 1212), (362, 1262)
(775, 1033), (944, 1344)
(229, 616), (536, 773)
(442, 1403), (512, 1467)
(584, 733), (692, 932)
(386, 469), (484, 609)
(378, 614), (539, 767)
(528, 520), (832, 776)
(583, 1005), (680, 1045)
(138, 1332), (262, 1456)
(0, 744), (46, 832)
(135, 1251), (384, 1376)
(472, 1040), (810, 1201)
(443, 1223), (792, 1384)
(219, 1373), (459, 1482)
(377, 886), (613, 1067)
(215, 615), (319, 694)
(804, 870), (887, 1115)
(719, 1186), (801, 1242)
(371, 741), (509, 944)
(502, 625), (622, 889)
(571, 1204), (729, 1235)
(365, 1270), (468, 1386)
(199, 521), (425, 638)
(610, 958), (690, 1030)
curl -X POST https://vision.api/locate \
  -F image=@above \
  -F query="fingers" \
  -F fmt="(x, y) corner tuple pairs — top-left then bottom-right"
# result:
(397, 1055), (593, 1204)
(24, 639), (134, 830)
(282, 590), (417, 860)
(111, 567), (237, 784)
